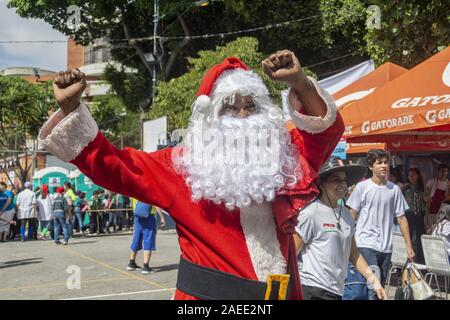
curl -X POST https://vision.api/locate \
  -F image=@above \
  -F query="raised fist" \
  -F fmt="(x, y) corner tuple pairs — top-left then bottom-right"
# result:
(53, 69), (87, 115)
(262, 50), (306, 86)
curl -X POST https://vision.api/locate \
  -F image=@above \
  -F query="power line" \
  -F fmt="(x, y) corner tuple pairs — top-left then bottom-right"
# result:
(304, 52), (359, 68)
(0, 15), (322, 44)
(0, 40), (67, 44)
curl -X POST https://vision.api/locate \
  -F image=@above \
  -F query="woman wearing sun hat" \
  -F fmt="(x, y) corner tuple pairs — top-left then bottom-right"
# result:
(294, 156), (387, 300)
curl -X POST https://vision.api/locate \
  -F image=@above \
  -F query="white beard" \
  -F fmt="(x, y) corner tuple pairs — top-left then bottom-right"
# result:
(172, 109), (301, 211)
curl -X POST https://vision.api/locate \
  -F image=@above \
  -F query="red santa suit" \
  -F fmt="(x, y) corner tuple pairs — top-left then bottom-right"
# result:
(39, 58), (344, 300)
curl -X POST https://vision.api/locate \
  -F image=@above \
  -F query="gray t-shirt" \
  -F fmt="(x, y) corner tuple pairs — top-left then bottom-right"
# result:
(296, 199), (355, 296)
(347, 179), (408, 253)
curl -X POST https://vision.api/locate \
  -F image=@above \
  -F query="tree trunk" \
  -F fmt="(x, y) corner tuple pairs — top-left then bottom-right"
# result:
(163, 13), (192, 79)
(122, 19), (154, 77)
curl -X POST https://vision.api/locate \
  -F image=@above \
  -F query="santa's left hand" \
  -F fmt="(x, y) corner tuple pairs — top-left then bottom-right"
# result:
(262, 50), (307, 86)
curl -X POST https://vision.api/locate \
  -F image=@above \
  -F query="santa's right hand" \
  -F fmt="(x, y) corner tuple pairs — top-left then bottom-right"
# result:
(53, 69), (87, 115)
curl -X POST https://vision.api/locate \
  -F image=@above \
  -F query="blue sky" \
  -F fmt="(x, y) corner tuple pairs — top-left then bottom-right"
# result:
(0, 0), (67, 72)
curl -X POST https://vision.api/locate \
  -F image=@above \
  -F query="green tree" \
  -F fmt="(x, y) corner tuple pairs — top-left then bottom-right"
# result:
(7, 0), (361, 112)
(321, 0), (449, 68)
(90, 95), (141, 149)
(149, 37), (315, 131)
(0, 76), (56, 188)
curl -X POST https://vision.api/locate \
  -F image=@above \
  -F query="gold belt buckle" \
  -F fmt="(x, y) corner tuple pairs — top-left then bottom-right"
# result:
(264, 274), (290, 300)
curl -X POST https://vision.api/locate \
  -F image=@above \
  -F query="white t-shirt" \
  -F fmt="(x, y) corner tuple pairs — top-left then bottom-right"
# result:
(37, 195), (53, 221)
(295, 199), (355, 296)
(432, 219), (450, 257)
(16, 189), (37, 219)
(347, 179), (408, 253)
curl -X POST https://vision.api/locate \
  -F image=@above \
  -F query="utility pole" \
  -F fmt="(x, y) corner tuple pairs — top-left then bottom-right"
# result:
(152, 0), (158, 103)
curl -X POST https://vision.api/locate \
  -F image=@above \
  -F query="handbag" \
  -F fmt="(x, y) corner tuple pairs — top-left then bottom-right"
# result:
(394, 261), (414, 300)
(83, 212), (90, 226)
(407, 263), (434, 300)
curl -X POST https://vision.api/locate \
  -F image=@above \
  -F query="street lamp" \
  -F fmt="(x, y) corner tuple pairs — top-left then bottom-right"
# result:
(195, 1), (209, 6)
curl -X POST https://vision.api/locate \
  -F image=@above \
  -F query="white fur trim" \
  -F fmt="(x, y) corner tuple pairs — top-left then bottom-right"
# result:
(240, 202), (286, 281)
(192, 95), (211, 113)
(287, 76), (337, 134)
(38, 103), (98, 162)
(211, 69), (269, 98)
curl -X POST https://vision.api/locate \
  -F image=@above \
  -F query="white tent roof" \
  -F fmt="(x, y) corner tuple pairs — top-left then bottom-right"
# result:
(33, 167), (69, 179)
(68, 169), (83, 179)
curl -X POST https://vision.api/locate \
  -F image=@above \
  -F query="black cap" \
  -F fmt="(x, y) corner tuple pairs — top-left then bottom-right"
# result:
(318, 156), (367, 186)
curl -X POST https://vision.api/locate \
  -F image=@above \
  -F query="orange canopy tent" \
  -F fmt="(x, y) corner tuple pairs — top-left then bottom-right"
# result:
(332, 62), (408, 153)
(340, 46), (450, 152)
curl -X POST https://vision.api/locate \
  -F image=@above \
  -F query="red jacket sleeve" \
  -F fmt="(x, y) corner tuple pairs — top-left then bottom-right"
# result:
(71, 132), (180, 210)
(290, 112), (345, 173)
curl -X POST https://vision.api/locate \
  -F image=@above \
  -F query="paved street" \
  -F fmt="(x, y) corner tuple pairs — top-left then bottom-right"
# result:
(0, 231), (180, 300)
(1, 231), (448, 300)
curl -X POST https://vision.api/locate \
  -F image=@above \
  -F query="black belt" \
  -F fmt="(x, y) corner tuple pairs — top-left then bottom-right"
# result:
(176, 257), (291, 300)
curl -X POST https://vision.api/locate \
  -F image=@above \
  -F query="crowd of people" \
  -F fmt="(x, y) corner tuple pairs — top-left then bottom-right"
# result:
(392, 162), (450, 264)
(0, 181), (137, 244)
(295, 150), (449, 300)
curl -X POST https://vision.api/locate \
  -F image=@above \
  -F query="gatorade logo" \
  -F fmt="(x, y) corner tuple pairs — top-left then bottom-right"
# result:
(443, 62), (450, 87)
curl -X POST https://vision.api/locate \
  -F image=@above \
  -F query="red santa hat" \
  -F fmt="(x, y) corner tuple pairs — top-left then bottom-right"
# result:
(192, 57), (270, 117)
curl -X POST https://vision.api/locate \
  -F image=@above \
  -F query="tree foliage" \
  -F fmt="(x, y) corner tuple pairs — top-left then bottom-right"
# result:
(0, 76), (56, 187)
(7, 0), (361, 112)
(90, 94), (140, 149)
(321, 0), (449, 68)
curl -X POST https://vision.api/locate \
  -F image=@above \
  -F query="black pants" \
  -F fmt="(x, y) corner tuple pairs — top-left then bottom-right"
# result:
(20, 218), (37, 239)
(405, 212), (426, 264)
(89, 213), (104, 234)
(301, 285), (342, 300)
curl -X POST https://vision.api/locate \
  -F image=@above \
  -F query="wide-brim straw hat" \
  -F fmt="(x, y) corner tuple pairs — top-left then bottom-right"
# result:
(318, 156), (367, 187)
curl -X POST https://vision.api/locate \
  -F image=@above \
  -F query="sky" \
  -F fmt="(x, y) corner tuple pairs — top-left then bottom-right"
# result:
(0, 0), (67, 72)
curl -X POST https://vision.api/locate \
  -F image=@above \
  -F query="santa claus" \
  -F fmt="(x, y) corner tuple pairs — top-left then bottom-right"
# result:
(38, 50), (344, 300)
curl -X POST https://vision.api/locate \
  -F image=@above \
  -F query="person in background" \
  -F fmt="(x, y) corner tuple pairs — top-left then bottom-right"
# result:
(432, 203), (450, 260)
(103, 193), (112, 233)
(110, 192), (119, 232)
(127, 200), (166, 274)
(32, 186), (42, 240)
(346, 149), (414, 300)
(73, 191), (84, 235)
(80, 192), (89, 234)
(389, 167), (405, 189)
(402, 167), (427, 263)
(36, 184), (53, 240)
(16, 182), (38, 242)
(294, 156), (386, 300)
(426, 163), (449, 231)
(89, 190), (104, 235)
(0, 182), (16, 242)
(52, 187), (69, 245)
(64, 182), (76, 236)
(51, 186), (59, 200)
(116, 194), (130, 231)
